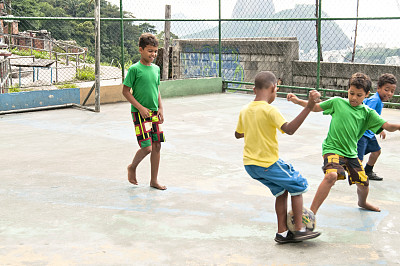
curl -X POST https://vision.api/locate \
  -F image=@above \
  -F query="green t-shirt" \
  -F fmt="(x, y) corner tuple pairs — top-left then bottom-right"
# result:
(123, 61), (160, 112)
(320, 97), (386, 158)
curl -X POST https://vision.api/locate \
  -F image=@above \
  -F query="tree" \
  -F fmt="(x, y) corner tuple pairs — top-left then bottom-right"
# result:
(11, 0), (158, 65)
(139, 23), (157, 34)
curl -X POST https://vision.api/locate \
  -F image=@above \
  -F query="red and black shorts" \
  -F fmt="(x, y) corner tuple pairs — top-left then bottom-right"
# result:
(131, 111), (165, 148)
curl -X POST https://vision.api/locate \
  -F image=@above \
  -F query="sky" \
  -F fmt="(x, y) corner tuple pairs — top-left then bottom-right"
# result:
(107, 0), (400, 48)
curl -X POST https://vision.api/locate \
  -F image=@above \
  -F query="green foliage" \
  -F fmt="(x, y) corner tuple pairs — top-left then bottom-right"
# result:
(11, 48), (31, 56)
(84, 55), (95, 64)
(11, 48), (51, 59)
(124, 60), (134, 70)
(156, 31), (179, 48)
(76, 66), (95, 81)
(15, 0), (152, 65)
(56, 83), (78, 89)
(7, 85), (21, 93)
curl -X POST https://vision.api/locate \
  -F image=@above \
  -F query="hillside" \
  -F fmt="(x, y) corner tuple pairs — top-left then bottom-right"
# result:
(183, 2), (352, 53)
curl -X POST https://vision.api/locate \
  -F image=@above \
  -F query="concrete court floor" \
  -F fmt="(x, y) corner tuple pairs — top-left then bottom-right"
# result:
(1, 92), (400, 265)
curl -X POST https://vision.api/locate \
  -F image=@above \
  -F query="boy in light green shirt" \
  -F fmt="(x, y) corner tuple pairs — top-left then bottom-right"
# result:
(122, 33), (166, 190)
(288, 72), (400, 215)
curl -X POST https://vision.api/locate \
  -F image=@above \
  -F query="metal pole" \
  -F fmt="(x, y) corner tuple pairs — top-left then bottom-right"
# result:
(163, 5), (171, 80)
(351, 0), (360, 62)
(218, 0), (222, 78)
(316, 0), (322, 92)
(119, 0), (125, 82)
(55, 53), (58, 83)
(94, 0), (101, 112)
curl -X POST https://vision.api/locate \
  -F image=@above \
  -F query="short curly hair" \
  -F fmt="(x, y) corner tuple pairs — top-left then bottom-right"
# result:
(348, 72), (372, 94)
(378, 73), (397, 88)
(139, 33), (159, 49)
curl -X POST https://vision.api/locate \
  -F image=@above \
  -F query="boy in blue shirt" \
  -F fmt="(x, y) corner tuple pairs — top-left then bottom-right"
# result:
(122, 33), (166, 190)
(288, 72), (400, 215)
(357, 73), (397, 181)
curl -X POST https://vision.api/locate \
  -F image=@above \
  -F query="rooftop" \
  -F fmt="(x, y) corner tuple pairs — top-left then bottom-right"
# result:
(1, 93), (400, 264)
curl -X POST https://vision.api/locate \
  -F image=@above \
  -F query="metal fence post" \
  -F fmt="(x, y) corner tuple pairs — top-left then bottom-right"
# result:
(120, 0), (125, 82)
(316, 0), (322, 93)
(218, 0), (222, 78)
(94, 0), (101, 112)
(163, 5), (171, 80)
(55, 52), (58, 83)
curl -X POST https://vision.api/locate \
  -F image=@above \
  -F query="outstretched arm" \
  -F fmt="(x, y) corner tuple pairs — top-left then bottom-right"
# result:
(281, 90), (321, 135)
(287, 93), (324, 112)
(381, 122), (400, 132)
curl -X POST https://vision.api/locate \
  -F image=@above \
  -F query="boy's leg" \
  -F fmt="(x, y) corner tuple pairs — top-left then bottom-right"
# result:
(356, 183), (380, 212)
(275, 191), (288, 233)
(129, 111), (154, 184)
(363, 137), (383, 181)
(347, 156), (380, 211)
(128, 146), (152, 185)
(365, 150), (383, 181)
(150, 142), (166, 190)
(310, 172), (337, 214)
(366, 149), (381, 167)
(291, 194), (303, 231)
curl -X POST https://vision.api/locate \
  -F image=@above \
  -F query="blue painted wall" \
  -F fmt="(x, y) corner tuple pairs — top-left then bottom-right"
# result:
(0, 88), (80, 111)
(180, 45), (244, 88)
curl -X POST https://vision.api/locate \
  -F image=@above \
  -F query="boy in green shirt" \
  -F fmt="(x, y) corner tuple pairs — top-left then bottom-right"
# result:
(122, 33), (166, 190)
(287, 72), (400, 215)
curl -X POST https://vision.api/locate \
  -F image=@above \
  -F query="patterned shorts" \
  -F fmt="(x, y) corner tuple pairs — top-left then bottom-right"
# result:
(132, 111), (165, 148)
(323, 153), (369, 186)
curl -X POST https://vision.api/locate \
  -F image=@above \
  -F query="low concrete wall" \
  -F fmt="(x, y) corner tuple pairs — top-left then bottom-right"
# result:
(160, 77), (223, 98)
(292, 61), (400, 95)
(80, 77), (223, 105)
(0, 78), (223, 112)
(171, 38), (299, 87)
(80, 85), (125, 105)
(0, 88), (80, 111)
(170, 39), (400, 97)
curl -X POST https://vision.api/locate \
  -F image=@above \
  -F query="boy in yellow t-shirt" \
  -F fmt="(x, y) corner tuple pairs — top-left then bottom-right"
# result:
(235, 71), (321, 244)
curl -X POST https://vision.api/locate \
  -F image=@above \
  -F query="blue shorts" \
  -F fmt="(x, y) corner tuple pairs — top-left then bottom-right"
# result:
(357, 135), (381, 161)
(244, 159), (309, 197)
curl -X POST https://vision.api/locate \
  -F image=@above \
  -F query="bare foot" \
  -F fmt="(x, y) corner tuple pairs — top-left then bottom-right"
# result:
(358, 201), (381, 212)
(127, 164), (138, 185)
(150, 182), (167, 190)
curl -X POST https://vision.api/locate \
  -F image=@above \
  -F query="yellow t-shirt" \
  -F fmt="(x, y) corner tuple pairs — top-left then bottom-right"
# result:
(236, 101), (286, 168)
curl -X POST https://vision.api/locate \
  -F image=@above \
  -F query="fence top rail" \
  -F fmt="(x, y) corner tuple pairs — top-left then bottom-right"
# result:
(4, 15), (400, 22)
(223, 81), (400, 99)
(3, 33), (87, 56)
(55, 52), (85, 56)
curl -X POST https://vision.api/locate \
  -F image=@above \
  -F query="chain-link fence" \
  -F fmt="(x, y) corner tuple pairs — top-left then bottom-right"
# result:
(1, 0), (400, 106)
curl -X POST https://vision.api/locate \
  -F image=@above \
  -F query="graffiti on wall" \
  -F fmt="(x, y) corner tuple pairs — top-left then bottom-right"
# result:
(180, 45), (244, 88)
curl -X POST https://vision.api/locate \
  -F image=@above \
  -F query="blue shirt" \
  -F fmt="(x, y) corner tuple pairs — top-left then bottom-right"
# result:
(363, 92), (383, 138)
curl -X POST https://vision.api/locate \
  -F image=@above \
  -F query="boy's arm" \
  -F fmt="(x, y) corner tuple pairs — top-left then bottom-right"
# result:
(287, 93), (324, 112)
(281, 90), (321, 135)
(381, 122), (400, 132)
(235, 131), (244, 139)
(122, 84), (150, 118)
(157, 91), (164, 123)
(379, 131), (386, 139)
